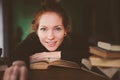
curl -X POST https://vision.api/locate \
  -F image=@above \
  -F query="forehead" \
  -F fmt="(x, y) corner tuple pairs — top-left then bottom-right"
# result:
(38, 12), (62, 20)
(38, 12), (63, 26)
(41, 12), (62, 19)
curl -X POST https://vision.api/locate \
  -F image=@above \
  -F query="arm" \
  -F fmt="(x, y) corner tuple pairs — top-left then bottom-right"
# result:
(61, 35), (90, 63)
(3, 33), (39, 80)
(30, 51), (61, 63)
(10, 32), (39, 67)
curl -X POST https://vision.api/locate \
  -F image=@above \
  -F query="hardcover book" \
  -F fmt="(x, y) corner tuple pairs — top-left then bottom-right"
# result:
(89, 46), (120, 58)
(98, 41), (120, 51)
(89, 55), (120, 68)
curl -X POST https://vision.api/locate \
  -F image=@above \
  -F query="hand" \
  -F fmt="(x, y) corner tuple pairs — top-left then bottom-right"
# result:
(3, 61), (28, 80)
(30, 51), (61, 62)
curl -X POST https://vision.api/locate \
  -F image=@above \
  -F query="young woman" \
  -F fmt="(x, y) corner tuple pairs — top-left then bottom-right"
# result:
(3, 0), (89, 80)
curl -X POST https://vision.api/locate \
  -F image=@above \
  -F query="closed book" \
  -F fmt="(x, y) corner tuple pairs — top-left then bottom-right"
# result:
(98, 41), (120, 51)
(89, 55), (120, 68)
(89, 46), (120, 58)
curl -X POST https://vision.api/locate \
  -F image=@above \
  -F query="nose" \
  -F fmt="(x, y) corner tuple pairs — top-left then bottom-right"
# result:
(47, 30), (55, 40)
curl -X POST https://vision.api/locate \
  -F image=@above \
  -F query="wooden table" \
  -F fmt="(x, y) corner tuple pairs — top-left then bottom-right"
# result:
(0, 58), (109, 80)
(0, 67), (109, 80)
(28, 67), (109, 80)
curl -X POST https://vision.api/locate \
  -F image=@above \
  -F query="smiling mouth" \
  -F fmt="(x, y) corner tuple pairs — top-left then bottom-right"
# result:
(46, 41), (57, 47)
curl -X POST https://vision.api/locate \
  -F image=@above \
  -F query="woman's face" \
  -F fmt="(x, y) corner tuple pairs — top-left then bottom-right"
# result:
(37, 12), (67, 51)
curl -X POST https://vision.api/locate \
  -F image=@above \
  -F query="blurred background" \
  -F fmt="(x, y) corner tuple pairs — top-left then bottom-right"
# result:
(0, 0), (120, 57)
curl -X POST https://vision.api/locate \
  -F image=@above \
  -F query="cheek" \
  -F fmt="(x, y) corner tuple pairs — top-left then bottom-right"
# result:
(57, 33), (65, 41)
(37, 31), (45, 42)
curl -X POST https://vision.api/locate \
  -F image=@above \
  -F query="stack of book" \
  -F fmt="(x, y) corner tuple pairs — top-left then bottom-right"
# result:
(89, 41), (120, 68)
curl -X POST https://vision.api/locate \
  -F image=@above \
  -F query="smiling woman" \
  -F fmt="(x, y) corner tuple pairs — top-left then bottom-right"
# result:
(3, 0), (89, 80)
(37, 12), (66, 51)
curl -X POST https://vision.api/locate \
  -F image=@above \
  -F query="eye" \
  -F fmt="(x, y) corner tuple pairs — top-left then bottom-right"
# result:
(40, 28), (46, 31)
(55, 27), (62, 31)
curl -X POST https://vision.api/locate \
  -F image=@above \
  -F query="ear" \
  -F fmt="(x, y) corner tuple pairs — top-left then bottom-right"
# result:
(64, 32), (67, 37)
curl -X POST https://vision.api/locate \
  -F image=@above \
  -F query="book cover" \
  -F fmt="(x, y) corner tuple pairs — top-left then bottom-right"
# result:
(89, 46), (120, 58)
(30, 59), (80, 69)
(89, 55), (120, 68)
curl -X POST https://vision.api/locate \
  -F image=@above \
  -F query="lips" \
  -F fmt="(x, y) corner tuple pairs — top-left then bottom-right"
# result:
(46, 41), (57, 47)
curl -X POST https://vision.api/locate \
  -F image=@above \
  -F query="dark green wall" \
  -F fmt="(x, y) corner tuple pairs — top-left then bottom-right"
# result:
(11, 0), (43, 40)
(11, 0), (92, 41)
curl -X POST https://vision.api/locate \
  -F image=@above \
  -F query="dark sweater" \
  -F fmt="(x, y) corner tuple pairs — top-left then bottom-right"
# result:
(10, 32), (90, 67)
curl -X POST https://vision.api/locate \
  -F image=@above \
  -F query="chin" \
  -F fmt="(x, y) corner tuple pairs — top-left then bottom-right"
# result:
(47, 48), (57, 51)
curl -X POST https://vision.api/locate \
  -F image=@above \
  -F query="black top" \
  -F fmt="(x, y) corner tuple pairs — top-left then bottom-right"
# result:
(10, 32), (90, 67)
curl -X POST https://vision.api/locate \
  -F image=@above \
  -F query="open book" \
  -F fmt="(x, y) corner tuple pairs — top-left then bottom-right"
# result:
(30, 58), (80, 69)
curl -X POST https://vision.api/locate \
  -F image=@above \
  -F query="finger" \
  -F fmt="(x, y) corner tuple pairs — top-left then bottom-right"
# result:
(3, 67), (13, 80)
(20, 66), (28, 80)
(10, 65), (20, 80)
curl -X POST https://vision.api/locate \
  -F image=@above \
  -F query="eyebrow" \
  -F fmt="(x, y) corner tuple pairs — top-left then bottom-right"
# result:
(39, 25), (47, 28)
(39, 25), (63, 28)
(54, 25), (63, 27)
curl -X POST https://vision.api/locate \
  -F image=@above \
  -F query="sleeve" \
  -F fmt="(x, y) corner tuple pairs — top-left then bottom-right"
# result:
(10, 32), (39, 67)
(61, 35), (90, 64)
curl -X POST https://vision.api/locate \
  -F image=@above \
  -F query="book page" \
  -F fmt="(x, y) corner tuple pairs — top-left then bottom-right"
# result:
(30, 61), (49, 69)
(49, 60), (80, 69)
(30, 59), (80, 69)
